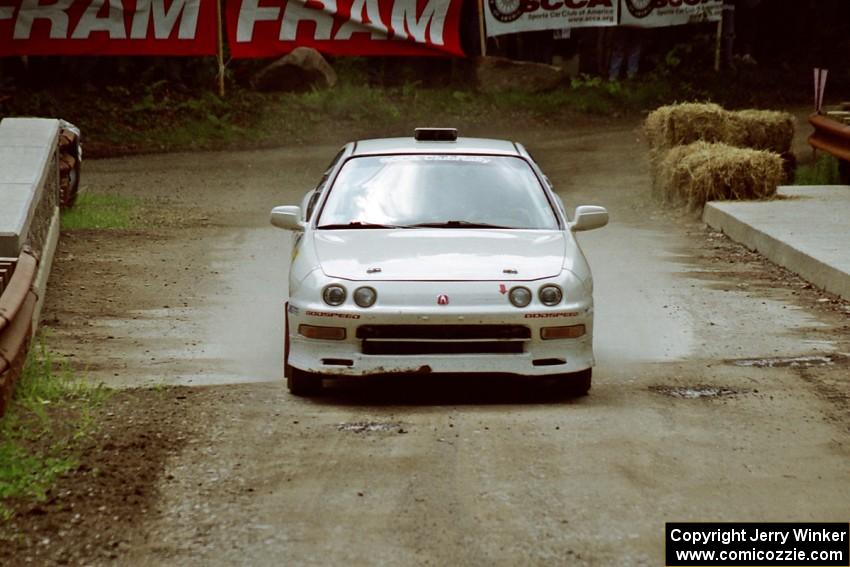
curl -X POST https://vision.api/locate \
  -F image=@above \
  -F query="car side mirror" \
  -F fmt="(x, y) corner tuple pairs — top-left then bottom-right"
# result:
(270, 205), (305, 231)
(571, 205), (608, 232)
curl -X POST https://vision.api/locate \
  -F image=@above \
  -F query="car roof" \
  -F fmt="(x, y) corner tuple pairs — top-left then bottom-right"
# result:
(351, 136), (522, 156)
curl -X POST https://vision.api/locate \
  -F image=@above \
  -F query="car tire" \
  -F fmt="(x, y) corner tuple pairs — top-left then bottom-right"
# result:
(557, 368), (592, 397)
(60, 155), (81, 209)
(67, 152), (81, 208)
(284, 304), (292, 379)
(288, 368), (322, 396)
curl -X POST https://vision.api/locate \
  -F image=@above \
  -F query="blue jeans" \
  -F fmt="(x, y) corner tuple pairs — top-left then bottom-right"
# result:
(609, 28), (643, 80)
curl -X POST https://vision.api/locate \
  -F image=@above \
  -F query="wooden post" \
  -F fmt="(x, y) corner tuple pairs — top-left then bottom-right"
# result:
(216, 0), (226, 97)
(713, 15), (723, 72)
(478, 0), (487, 56)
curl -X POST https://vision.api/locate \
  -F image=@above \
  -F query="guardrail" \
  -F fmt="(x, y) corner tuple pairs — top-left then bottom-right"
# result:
(808, 113), (850, 183)
(0, 117), (64, 416)
(0, 251), (37, 416)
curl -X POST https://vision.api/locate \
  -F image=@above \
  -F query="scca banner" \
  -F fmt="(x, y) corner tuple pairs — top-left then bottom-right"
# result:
(484, 0), (617, 37)
(619, 0), (721, 27)
(0, 0), (217, 56)
(227, 0), (463, 58)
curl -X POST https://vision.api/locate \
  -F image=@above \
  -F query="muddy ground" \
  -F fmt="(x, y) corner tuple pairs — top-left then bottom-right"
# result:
(2, 115), (849, 566)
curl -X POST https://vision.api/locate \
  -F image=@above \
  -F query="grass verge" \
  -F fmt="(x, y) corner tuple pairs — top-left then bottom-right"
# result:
(60, 193), (140, 230)
(0, 341), (107, 520)
(2, 78), (676, 158)
(794, 155), (842, 185)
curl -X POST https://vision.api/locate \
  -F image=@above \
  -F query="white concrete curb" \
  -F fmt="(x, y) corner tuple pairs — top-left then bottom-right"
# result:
(0, 118), (60, 258)
(0, 117), (63, 337)
(703, 187), (850, 301)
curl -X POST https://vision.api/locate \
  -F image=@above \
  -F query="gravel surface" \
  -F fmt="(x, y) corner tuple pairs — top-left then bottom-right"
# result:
(5, 118), (848, 566)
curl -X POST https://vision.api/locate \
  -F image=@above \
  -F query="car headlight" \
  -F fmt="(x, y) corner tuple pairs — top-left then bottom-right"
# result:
(353, 286), (377, 308)
(322, 284), (346, 306)
(509, 286), (532, 307)
(539, 285), (563, 306)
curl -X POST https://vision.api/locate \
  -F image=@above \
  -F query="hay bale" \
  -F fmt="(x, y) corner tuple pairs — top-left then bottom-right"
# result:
(655, 142), (709, 204)
(645, 104), (795, 153)
(657, 142), (784, 209)
(648, 147), (668, 196)
(779, 151), (797, 184)
(644, 103), (728, 151)
(725, 109), (795, 154)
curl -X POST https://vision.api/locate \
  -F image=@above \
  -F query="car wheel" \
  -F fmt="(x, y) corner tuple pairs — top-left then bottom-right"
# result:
(284, 303), (292, 379)
(556, 368), (592, 397)
(67, 154), (81, 208)
(288, 368), (322, 396)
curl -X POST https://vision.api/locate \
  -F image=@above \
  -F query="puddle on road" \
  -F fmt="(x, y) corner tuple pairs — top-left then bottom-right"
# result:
(337, 422), (406, 434)
(730, 354), (847, 369)
(650, 385), (745, 399)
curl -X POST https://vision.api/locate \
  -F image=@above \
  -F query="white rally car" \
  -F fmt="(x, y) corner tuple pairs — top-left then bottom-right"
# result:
(271, 128), (608, 396)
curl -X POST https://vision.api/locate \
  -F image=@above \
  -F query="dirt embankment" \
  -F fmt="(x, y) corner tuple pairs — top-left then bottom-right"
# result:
(0, 388), (196, 565)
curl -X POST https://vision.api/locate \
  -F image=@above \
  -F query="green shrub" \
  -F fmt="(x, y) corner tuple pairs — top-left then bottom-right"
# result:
(794, 155), (842, 185)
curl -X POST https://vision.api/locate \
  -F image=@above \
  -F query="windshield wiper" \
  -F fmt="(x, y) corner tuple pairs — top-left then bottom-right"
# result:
(404, 220), (513, 229)
(317, 221), (402, 229)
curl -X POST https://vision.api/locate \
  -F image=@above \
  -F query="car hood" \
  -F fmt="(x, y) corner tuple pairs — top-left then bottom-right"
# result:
(314, 229), (566, 281)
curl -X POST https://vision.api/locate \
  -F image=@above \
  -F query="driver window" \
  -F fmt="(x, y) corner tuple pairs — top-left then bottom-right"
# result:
(305, 148), (345, 221)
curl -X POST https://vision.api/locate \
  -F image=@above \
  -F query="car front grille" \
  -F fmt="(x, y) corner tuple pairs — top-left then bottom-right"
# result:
(357, 325), (529, 356)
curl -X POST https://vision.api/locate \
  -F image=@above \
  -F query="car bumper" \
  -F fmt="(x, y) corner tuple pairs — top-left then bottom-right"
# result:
(286, 301), (595, 378)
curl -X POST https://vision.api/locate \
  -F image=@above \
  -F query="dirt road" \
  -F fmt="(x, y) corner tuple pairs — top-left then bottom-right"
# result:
(34, 120), (850, 566)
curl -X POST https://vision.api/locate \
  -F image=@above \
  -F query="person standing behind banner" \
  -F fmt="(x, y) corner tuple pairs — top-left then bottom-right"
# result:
(735, 0), (760, 65)
(722, 0), (761, 69)
(608, 26), (644, 81)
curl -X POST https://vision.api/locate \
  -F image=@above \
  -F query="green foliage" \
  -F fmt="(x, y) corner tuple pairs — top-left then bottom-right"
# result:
(0, 60), (795, 157)
(128, 81), (231, 122)
(0, 445), (75, 516)
(297, 83), (403, 122)
(12, 341), (106, 410)
(1, 341), (106, 518)
(566, 74), (675, 114)
(794, 155), (842, 185)
(61, 193), (140, 230)
(283, 76), (673, 129)
(0, 52), (701, 156)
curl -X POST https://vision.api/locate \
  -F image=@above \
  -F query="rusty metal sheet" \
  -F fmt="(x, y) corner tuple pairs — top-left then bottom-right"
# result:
(808, 113), (850, 162)
(0, 290), (36, 401)
(0, 251), (37, 333)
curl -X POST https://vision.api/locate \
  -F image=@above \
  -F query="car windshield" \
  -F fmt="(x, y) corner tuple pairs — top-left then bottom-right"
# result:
(316, 154), (559, 230)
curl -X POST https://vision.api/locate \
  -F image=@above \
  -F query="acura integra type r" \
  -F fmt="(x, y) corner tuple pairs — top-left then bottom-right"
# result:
(271, 128), (608, 396)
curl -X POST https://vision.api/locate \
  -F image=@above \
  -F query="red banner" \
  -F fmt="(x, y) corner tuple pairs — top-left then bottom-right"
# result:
(226, 0), (464, 58)
(0, 0), (217, 56)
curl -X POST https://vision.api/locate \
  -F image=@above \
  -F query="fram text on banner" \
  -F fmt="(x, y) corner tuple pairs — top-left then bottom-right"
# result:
(226, 0), (464, 58)
(0, 0), (217, 56)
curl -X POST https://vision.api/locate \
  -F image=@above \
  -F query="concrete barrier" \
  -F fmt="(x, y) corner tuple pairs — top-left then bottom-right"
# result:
(0, 117), (63, 415)
(704, 185), (850, 302)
